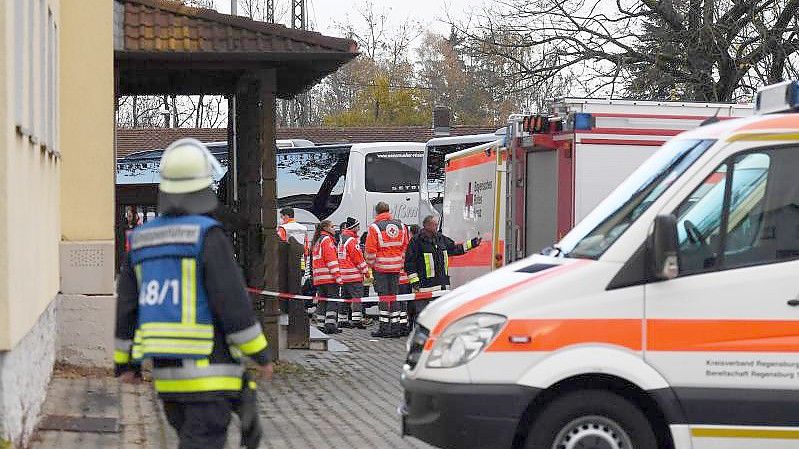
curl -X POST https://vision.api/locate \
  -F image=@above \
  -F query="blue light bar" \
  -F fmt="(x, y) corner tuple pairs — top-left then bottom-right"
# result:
(573, 112), (594, 130)
(754, 80), (799, 115)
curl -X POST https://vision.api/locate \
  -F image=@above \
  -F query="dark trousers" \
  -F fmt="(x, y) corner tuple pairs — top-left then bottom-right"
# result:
(163, 400), (233, 449)
(397, 284), (411, 332)
(410, 284), (446, 327)
(374, 272), (400, 335)
(341, 282), (364, 326)
(315, 284), (340, 333)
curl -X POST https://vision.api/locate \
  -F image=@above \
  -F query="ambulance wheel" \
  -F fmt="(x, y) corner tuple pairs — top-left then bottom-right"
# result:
(524, 390), (658, 449)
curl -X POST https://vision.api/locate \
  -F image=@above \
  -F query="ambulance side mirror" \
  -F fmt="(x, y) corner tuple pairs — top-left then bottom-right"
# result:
(649, 215), (679, 281)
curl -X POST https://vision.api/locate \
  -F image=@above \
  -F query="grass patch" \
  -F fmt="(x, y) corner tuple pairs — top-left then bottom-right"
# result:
(273, 361), (308, 376)
(53, 362), (113, 379)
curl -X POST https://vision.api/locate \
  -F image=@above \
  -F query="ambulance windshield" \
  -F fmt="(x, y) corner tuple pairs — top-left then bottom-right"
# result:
(560, 138), (716, 259)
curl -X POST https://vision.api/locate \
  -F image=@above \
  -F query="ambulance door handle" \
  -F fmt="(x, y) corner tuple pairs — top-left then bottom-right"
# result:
(787, 299), (799, 307)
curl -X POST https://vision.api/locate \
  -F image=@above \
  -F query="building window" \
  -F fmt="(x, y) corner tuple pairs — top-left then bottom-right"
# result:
(14, 0), (26, 133)
(50, 21), (61, 154)
(39, 0), (47, 148)
(49, 13), (58, 153)
(13, 0), (58, 153)
(27, 0), (35, 142)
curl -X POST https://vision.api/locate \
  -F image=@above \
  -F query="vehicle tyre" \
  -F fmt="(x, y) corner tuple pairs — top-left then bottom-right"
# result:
(524, 389), (659, 449)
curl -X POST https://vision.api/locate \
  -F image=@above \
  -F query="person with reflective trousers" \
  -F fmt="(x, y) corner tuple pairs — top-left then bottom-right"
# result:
(395, 224), (416, 336)
(114, 139), (272, 449)
(405, 215), (481, 319)
(402, 224), (420, 332)
(311, 220), (343, 334)
(365, 202), (409, 338)
(337, 217), (370, 328)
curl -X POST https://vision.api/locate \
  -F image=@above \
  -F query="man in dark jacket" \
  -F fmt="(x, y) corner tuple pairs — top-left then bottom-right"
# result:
(404, 215), (480, 322)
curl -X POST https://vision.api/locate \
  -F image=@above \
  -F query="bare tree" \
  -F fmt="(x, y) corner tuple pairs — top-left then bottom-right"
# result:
(238, 0), (289, 23)
(454, 0), (799, 102)
(117, 95), (228, 129)
(299, 0), (424, 126)
(335, 0), (421, 77)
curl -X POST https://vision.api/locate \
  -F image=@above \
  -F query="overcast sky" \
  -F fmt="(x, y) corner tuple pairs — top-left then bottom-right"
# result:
(213, 0), (486, 37)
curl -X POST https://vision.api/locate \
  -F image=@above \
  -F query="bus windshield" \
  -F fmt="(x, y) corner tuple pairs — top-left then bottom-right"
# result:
(277, 148), (349, 221)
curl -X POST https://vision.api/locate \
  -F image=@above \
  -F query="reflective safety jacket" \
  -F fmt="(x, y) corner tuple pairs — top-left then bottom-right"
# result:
(338, 230), (369, 284)
(278, 219), (307, 245)
(278, 219), (308, 271)
(404, 230), (474, 291)
(365, 212), (408, 273)
(312, 231), (342, 286)
(398, 225), (411, 285)
(115, 214), (270, 399)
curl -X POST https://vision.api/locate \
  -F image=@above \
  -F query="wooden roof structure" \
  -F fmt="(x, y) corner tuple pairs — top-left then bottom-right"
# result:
(113, 2), (360, 347)
(114, 0), (358, 97)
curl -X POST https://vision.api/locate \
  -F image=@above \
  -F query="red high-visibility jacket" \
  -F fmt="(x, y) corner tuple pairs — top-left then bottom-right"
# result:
(365, 212), (408, 274)
(312, 231), (342, 286)
(338, 230), (369, 284)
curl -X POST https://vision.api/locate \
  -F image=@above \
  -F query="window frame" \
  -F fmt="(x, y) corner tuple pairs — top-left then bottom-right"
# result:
(14, 0), (27, 134)
(364, 150), (423, 194)
(672, 144), (799, 278)
(27, 0), (36, 143)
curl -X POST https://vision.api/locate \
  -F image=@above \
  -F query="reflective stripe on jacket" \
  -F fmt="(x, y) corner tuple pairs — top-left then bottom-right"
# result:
(118, 218), (270, 397)
(312, 232), (342, 285)
(365, 212), (408, 273)
(129, 215), (218, 360)
(404, 230), (469, 290)
(338, 231), (368, 283)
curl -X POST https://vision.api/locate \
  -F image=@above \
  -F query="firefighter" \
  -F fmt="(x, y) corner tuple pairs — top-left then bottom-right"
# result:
(311, 220), (343, 334)
(337, 218), (370, 329)
(405, 215), (481, 319)
(114, 138), (272, 449)
(365, 202), (409, 338)
(395, 224), (418, 336)
(403, 224), (420, 332)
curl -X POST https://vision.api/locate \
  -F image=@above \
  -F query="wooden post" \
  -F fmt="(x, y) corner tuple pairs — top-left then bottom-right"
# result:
(235, 70), (280, 359)
(259, 70), (281, 358)
(280, 239), (308, 348)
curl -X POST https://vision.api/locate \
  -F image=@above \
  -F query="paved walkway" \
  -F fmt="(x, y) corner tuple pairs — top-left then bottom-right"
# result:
(31, 328), (434, 449)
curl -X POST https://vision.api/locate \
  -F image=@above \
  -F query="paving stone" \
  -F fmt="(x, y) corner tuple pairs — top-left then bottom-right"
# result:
(31, 326), (434, 449)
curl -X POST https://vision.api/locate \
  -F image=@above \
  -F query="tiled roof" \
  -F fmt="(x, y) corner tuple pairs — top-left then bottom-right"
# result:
(116, 0), (356, 54)
(114, 0), (358, 98)
(116, 126), (501, 157)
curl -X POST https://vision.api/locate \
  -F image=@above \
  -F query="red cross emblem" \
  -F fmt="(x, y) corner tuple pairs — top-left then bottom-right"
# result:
(465, 182), (474, 212)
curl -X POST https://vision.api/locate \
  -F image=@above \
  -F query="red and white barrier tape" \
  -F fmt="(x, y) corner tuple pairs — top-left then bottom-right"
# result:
(247, 288), (449, 303)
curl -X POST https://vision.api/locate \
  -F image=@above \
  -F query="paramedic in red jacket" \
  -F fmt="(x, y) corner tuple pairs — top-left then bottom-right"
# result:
(365, 202), (409, 338)
(311, 220), (342, 334)
(337, 217), (370, 328)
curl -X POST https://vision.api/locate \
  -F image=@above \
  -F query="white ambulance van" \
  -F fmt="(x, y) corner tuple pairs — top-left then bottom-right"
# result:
(440, 140), (505, 287)
(401, 81), (799, 449)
